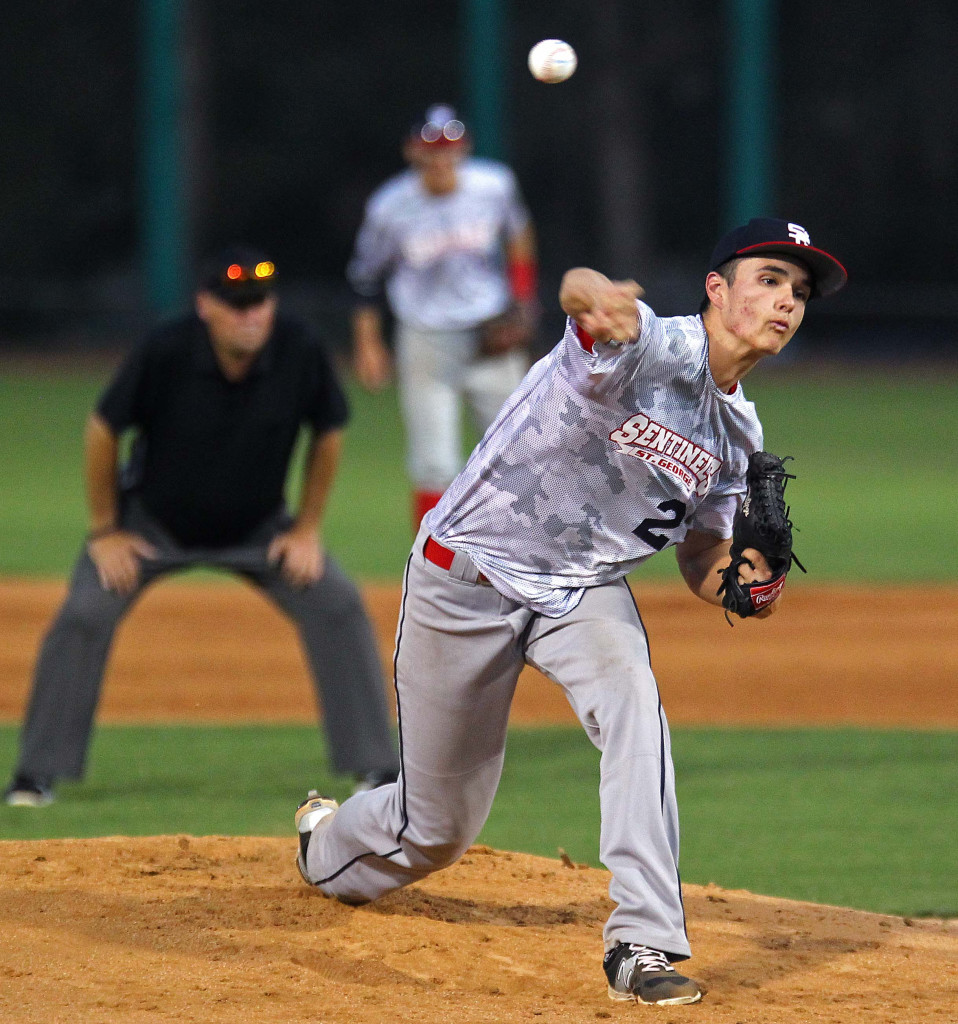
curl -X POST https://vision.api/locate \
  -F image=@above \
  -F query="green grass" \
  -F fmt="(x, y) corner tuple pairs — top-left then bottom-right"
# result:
(0, 364), (956, 581)
(0, 374), (102, 575)
(673, 727), (958, 917)
(1, 724), (954, 917)
(743, 368), (958, 581)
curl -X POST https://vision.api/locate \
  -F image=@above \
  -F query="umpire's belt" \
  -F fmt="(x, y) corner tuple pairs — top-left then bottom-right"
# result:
(424, 536), (492, 585)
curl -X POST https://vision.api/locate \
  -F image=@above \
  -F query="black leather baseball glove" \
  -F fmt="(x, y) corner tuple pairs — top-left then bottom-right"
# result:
(716, 451), (806, 621)
(476, 301), (537, 358)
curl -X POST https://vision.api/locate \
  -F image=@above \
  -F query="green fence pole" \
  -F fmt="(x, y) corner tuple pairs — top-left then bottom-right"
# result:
(139, 0), (188, 316)
(724, 0), (775, 229)
(462, 0), (506, 160)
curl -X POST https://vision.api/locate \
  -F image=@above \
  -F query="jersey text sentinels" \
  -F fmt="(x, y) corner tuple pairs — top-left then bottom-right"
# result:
(610, 413), (722, 496)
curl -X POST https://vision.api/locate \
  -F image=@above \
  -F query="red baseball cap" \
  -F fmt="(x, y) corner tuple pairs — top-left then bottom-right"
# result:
(709, 218), (847, 298)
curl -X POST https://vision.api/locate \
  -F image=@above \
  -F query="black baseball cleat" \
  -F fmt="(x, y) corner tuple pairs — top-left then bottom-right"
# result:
(4, 774), (55, 808)
(603, 942), (703, 1005)
(294, 790), (339, 885)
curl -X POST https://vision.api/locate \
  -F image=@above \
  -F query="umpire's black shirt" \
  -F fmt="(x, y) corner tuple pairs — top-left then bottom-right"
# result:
(97, 313), (348, 548)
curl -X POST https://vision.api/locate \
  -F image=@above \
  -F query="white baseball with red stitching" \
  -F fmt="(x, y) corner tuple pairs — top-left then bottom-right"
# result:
(528, 40), (578, 84)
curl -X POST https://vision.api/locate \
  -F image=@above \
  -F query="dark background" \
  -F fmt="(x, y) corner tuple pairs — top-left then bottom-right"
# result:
(2, 1), (957, 359)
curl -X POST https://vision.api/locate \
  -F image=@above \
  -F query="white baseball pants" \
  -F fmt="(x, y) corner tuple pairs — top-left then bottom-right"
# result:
(395, 324), (527, 491)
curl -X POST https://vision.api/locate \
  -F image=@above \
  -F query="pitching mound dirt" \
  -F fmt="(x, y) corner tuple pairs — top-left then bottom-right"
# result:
(2, 581), (957, 1022)
(1, 836), (955, 1024)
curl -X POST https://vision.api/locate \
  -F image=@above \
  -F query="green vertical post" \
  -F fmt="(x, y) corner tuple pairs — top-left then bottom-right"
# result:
(139, 0), (188, 316)
(724, 0), (775, 229)
(462, 0), (506, 160)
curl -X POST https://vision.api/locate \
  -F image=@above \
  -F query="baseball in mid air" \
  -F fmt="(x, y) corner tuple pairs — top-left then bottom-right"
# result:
(527, 39), (577, 84)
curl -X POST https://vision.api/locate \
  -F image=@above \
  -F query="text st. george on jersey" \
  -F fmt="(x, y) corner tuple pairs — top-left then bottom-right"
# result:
(425, 301), (764, 617)
(346, 158), (531, 332)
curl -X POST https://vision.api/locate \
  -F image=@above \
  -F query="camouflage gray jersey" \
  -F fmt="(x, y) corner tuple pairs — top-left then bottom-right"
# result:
(424, 302), (764, 616)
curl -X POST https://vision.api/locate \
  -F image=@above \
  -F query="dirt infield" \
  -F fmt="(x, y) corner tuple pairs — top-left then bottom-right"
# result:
(2, 579), (957, 1023)
(3, 580), (957, 726)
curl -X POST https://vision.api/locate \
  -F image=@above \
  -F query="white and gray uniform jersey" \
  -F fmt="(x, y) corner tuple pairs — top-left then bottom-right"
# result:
(425, 302), (764, 616)
(346, 157), (531, 331)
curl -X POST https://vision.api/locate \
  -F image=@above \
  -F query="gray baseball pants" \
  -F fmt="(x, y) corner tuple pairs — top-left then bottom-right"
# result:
(304, 527), (691, 959)
(14, 495), (399, 782)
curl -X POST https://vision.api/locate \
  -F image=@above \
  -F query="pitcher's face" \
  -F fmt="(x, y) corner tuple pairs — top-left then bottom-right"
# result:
(708, 256), (811, 356)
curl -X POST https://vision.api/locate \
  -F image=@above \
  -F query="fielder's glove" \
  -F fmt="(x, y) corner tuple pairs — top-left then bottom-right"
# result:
(716, 451), (806, 622)
(476, 301), (538, 358)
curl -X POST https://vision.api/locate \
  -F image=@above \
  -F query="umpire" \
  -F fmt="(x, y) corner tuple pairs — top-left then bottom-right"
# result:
(4, 246), (400, 807)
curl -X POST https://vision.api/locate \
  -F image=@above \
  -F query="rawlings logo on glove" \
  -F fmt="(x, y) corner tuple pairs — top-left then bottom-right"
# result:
(716, 451), (806, 623)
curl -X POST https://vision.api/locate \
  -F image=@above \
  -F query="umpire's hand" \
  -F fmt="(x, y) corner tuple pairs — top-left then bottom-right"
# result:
(268, 525), (326, 587)
(88, 531), (158, 595)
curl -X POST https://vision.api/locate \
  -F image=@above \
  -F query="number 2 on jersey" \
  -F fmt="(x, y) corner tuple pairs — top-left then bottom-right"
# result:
(633, 499), (687, 551)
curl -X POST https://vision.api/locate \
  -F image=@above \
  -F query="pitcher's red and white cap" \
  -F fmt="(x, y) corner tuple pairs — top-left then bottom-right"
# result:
(709, 218), (847, 298)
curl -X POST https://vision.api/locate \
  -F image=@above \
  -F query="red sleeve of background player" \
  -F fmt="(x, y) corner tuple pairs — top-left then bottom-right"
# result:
(507, 255), (538, 303)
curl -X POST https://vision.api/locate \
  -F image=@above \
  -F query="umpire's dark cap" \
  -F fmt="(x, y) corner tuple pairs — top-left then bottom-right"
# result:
(709, 218), (847, 298)
(200, 245), (278, 308)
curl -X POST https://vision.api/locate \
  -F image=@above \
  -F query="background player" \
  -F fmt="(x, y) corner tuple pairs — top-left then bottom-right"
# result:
(346, 104), (539, 528)
(295, 218), (847, 1004)
(4, 247), (399, 807)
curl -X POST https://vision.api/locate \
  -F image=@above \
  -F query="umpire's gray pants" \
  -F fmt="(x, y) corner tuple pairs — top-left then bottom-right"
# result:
(15, 496), (399, 782)
(304, 530), (691, 960)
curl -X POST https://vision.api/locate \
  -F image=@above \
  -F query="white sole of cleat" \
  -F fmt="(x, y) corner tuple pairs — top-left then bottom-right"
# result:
(608, 986), (703, 1005)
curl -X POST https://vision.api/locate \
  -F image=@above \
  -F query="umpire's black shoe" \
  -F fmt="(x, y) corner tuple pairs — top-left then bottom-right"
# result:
(294, 790), (339, 885)
(603, 943), (703, 1005)
(4, 774), (55, 808)
(351, 768), (399, 795)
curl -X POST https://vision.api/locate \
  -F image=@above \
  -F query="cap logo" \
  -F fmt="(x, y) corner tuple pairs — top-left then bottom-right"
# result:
(788, 223), (811, 246)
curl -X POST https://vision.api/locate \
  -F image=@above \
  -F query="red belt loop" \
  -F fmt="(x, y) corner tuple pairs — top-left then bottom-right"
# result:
(423, 535), (455, 570)
(423, 536), (489, 584)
